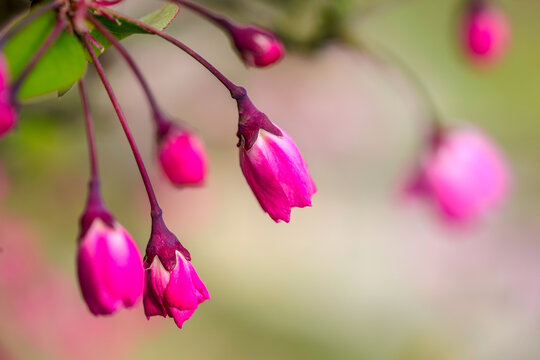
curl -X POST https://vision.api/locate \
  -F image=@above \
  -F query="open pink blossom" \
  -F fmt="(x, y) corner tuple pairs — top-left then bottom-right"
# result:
(0, 55), (16, 139)
(406, 127), (509, 222)
(158, 129), (208, 186)
(461, 0), (510, 65)
(77, 218), (144, 315)
(229, 25), (284, 67)
(239, 126), (316, 223)
(143, 251), (210, 329)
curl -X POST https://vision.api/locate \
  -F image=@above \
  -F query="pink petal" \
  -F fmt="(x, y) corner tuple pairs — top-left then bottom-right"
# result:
(164, 253), (203, 310)
(169, 308), (195, 329)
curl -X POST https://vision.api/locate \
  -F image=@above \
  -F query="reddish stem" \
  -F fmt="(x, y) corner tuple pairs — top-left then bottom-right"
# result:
(78, 80), (113, 237)
(171, 0), (235, 30)
(87, 15), (169, 130)
(90, 6), (245, 99)
(78, 80), (99, 182)
(83, 33), (163, 218)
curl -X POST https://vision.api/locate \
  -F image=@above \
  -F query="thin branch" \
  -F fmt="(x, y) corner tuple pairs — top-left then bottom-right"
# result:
(83, 33), (163, 218)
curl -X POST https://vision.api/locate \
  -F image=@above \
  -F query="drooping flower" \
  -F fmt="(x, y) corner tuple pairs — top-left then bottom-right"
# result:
(0, 55), (17, 139)
(406, 126), (509, 222)
(158, 126), (208, 186)
(236, 93), (316, 222)
(461, 0), (510, 65)
(228, 25), (285, 67)
(144, 251), (210, 329)
(143, 216), (209, 329)
(77, 185), (144, 315)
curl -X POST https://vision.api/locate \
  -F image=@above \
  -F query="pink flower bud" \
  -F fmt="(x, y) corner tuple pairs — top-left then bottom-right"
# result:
(407, 127), (509, 222)
(239, 127), (316, 222)
(158, 128), (208, 186)
(229, 25), (285, 67)
(77, 218), (145, 315)
(461, 0), (510, 65)
(0, 55), (16, 139)
(236, 94), (316, 222)
(143, 251), (210, 329)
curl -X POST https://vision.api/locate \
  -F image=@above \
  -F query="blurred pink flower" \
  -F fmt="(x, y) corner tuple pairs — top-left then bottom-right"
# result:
(158, 128), (208, 186)
(144, 251), (210, 329)
(0, 54), (16, 139)
(77, 218), (144, 315)
(406, 127), (509, 222)
(461, 1), (510, 65)
(239, 126), (317, 223)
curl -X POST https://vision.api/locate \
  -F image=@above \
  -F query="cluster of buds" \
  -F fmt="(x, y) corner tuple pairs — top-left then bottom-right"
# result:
(0, 0), (514, 332)
(0, 0), (311, 330)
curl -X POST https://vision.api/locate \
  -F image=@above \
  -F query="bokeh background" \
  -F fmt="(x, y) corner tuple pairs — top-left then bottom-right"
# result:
(2, 0), (540, 359)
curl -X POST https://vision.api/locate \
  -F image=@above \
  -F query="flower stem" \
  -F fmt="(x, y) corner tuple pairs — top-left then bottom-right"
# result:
(83, 33), (163, 218)
(0, 0), (62, 48)
(87, 15), (169, 129)
(78, 80), (99, 182)
(78, 79), (112, 233)
(10, 12), (66, 101)
(351, 37), (442, 128)
(170, 0), (234, 30)
(89, 6), (246, 99)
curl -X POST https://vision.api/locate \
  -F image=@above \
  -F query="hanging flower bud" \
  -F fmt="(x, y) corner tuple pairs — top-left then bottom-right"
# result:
(157, 124), (208, 186)
(0, 55), (17, 139)
(177, 0), (283, 67)
(406, 126), (509, 222)
(143, 216), (210, 329)
(77, 183), (144, 315)
(227, 25), (285, 67)
(461, 0), (510, 65)
(236, 93), (316, 222)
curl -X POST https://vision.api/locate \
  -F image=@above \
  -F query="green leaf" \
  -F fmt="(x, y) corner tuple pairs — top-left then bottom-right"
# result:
(57, 84), (74, 98)
(139, 3), (180, 30)
(89, 3), (180, 54)
(3, 8), (87, 100)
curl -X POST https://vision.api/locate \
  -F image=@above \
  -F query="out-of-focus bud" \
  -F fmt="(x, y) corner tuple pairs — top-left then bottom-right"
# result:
(228, 25), (285, 67)
(0, 55), (17, 139)
(461, 0), (510, 65)
(236, 94), (316, 222)
(406, 127), (509, 222)
(158, 126), (208, 186)
(77, 183), (144, 315)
